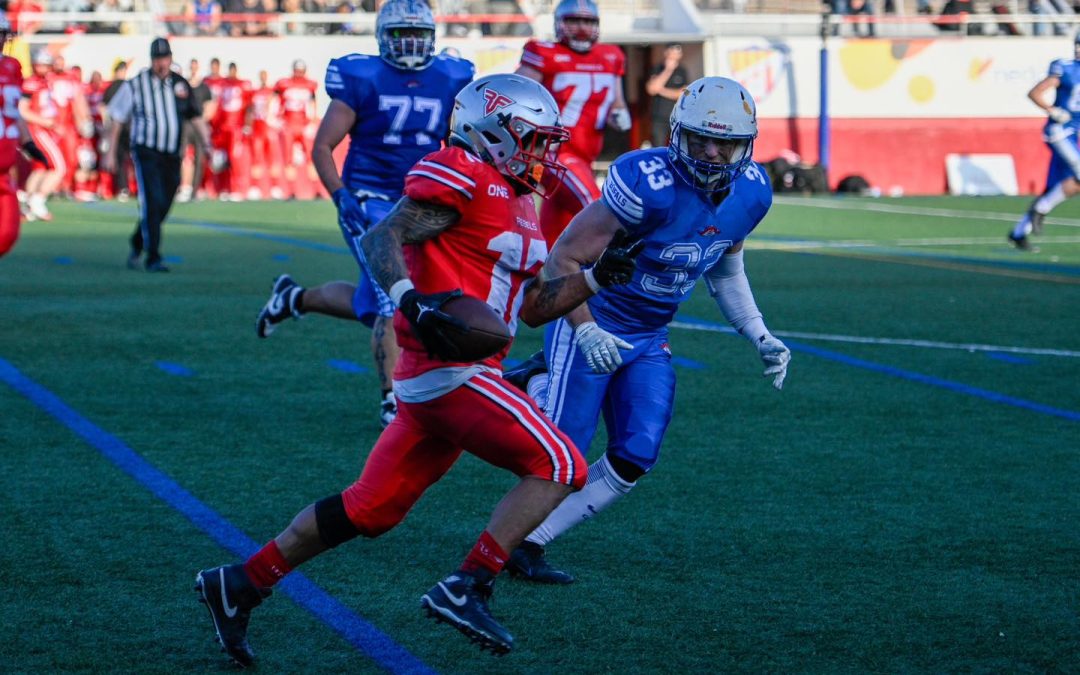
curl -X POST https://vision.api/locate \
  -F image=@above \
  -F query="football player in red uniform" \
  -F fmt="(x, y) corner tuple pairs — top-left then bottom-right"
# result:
(195, 73), (642, 664)
(517, 0), (630, 244)
(247, 69), (282, 200)
(211, 62), (252, 200)
(19, 50), (66, 222)
(0, 17), (47, 255)
(273, 59), (317, 197)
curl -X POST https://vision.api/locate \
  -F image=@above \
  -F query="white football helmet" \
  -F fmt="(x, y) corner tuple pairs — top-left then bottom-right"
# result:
(554, 0), (600, 53)
(449, 73), (569, 198)
(376, 0), (436, 71)
(668, 77), (757, 193)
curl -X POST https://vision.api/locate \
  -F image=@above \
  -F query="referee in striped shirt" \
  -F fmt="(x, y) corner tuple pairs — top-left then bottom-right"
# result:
(104, 38), (210, 272)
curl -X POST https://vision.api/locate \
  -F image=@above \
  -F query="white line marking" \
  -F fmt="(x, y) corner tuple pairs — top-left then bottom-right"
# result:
(670, 320), (1080, 358)
(773, 196), (1080, 230)
(751, 236), (1080, 250)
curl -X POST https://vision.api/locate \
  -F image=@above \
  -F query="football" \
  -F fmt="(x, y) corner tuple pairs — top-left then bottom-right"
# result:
(439, 294), (511, 362)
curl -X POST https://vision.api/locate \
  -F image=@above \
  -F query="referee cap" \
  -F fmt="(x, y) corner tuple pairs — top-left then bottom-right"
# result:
(150, 37), (172, 59)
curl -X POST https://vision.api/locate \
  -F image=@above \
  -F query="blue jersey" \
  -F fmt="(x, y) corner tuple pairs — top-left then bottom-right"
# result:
(1047, 58), (1080, 134)
(325, 53), (475, 199)
(594, 147), (772, 333)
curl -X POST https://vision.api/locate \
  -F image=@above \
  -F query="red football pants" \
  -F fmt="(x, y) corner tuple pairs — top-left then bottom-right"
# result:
(340, 371), (587, 538)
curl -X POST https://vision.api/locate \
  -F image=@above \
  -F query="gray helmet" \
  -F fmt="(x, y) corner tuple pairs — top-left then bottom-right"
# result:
(449, 73), (569, 197)
(554, 0), (599, 53)
(668, 77), (758, 192)
(376, 0), (436, 70)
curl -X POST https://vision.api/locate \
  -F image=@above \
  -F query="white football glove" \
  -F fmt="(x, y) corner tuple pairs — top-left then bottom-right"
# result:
(608, 108), (632, 132)
(757, 334), (791, 390)
(1049, 106), (1072, 124)
(575, 321), (632, 374)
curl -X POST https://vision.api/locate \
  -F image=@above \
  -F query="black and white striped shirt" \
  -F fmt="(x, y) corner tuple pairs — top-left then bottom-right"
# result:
(106, 69), (203, 156)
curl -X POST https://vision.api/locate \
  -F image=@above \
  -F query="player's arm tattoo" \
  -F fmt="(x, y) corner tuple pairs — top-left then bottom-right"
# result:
(518, 272), (593, 328)
(360, 197), (460, 291)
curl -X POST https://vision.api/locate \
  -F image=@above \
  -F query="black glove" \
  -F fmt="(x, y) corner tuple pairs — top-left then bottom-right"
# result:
(22, 140), (49, 168)
(398, 288), (469, 361)
(593, 229), (645, 287)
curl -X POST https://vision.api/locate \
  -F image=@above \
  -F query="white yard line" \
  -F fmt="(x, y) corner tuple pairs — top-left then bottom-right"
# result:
(670, 320), (1080, 358)
(773, 196), (1080, 229)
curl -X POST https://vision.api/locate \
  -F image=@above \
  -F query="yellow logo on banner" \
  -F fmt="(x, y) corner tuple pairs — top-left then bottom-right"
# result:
(839, 39), (932, 91)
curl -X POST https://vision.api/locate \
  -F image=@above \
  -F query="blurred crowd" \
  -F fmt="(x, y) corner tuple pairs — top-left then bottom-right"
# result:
(15, 51), (327, 222)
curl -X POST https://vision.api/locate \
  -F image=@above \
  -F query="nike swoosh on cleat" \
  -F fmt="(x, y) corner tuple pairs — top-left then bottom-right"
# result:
(437, 582), (469, 607)
(266, 294), (283, 316)
(220, 568), (238, 618)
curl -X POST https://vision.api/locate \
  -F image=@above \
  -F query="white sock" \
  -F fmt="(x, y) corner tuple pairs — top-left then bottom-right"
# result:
(525, 454), (635, 547)
(526, 373), (549, 411)
(1011, 216), (1032, 239)
(1034, 183), (1066, 214)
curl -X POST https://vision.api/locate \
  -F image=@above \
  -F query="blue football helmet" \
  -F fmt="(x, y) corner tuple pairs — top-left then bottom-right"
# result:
(668, 77), (757, 193)
(376, 0), (436, 70)
(554, 0), (599, 53)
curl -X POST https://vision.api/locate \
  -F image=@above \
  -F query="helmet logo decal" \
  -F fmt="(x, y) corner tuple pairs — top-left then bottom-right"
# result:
(483, 89), (515, 116)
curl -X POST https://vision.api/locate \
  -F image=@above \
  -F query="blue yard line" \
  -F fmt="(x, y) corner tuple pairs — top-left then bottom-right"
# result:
(328, 359), (370, 374)
(672, 316), (1079, 422)
(0, 358), (435, 675)
(670, 355), (707, 370)
(155, 361), (195, 377)
(54, 256), (74, 265)
(986, 352), (1034, 365)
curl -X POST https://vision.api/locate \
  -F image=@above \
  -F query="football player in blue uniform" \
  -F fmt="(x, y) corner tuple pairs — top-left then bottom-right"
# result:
(1009, 34), (1080, 251)
(255, 0), (475, 426)
(505, 77), (792, 583)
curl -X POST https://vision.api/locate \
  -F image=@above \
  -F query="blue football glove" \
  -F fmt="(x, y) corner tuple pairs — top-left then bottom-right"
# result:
(332, 187), (368, 237)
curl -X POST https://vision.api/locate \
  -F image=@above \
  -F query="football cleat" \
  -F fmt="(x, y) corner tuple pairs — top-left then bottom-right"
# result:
(126, 251), (141, 270)
(505, 541), (575, 584)
(421, 570), (513, 655)
(502, 350), (547, 393)
(1008, 232), (1037, 252)
(380, 391), (397, 428)
(256, 274), (304, 338)
(194, 565), (271, 668)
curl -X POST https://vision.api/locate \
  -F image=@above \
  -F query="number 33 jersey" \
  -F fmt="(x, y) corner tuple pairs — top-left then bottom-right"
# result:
(519, 40), (625, 164)
(395, 146), (548, 379)
(595, 147), (773, 333)
(325, 52), (475, 200)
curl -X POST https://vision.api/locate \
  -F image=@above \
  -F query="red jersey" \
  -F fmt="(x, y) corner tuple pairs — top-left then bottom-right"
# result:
(396, 147), (548, 379)
(519, 40), (625, 163)
(249, 85), (277, 131)
(273, 76), (316, 127)
(22, 75), (57, 126)
(47, 70), (80, 127)
(215, 77), (252, 129)
(86, 81), (107, 125)
(0, 57), (24, 148)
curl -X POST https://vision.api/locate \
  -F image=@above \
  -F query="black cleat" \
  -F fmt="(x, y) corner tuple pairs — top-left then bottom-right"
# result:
(421, 570), (513, 655)
(145, 261), (171, 273)
(505, 541), (575, 584)
(126, 251), (141, 270)
(502, 350), (547, 393)
(195, 564), (271, 667)
(256, 274), (304, 338)
(1027, 208), (1046, 235)
(1008, 232), (1037, 252)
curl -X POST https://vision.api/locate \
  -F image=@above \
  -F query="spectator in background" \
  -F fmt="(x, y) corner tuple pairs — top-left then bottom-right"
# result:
(177, 58), (212, 202)
(645, 43), (687, 149)
(330, 0), (362, 34)
(847, 0), (875, 36)
(228, 0), (274, 36)
(184, 0), (224, 35)
(8, 0), (44, 36)
(90, 0), (125, 34)
(102, 59), (131, 200)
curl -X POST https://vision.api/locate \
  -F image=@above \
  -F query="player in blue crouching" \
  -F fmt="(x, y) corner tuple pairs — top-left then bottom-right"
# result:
(255, 0), (474, 426)
(505, 76), (792, 583)
(1009, 33), (1080, 251)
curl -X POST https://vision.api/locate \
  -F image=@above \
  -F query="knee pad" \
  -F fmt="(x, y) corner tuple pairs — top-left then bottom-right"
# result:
(314, 494), (362, 549)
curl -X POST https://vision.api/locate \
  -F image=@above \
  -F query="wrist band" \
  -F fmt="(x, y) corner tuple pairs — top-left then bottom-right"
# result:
(389, 279), (415, 307)
(583, 268), (601, 294)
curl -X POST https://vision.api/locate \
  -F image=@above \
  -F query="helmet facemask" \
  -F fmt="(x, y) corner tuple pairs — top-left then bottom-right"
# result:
(381, 25), (436, 69)
(669, 126), (754, 192)
(504, 117), (569, 198)
(556, 15), (599, 53)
